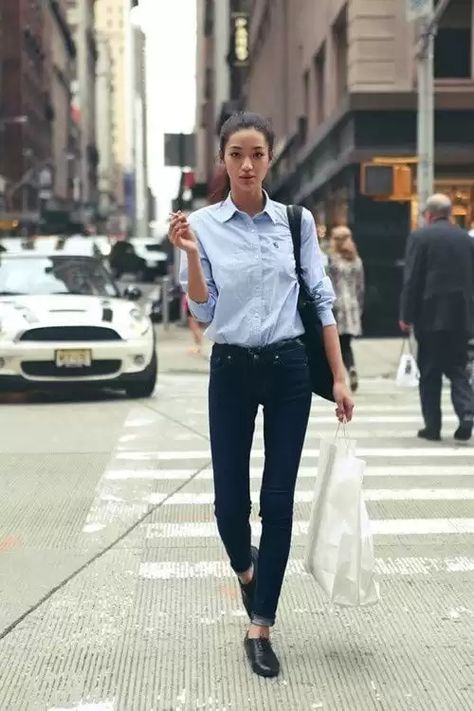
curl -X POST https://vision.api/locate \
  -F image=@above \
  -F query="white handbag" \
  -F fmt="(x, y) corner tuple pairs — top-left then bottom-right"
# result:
(396, 336), (419, 388)
(304, 429), (380, 607)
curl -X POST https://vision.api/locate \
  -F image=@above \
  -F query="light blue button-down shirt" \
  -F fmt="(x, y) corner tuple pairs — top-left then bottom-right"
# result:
(179, 192), (336, 347)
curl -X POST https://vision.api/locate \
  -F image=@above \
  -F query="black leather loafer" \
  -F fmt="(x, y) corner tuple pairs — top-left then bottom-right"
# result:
(244, 634), (280, 678)
(238, 545), (259, 619)
(417, 428), (441, 442)
(454, 420), (473, 441)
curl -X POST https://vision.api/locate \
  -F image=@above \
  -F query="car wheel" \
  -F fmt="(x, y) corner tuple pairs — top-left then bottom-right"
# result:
(125, 351), (157, 398)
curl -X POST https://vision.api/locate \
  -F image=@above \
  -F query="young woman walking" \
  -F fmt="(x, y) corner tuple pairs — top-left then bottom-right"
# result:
(328, 226), (365, 392)
(169, 112), (354, 678)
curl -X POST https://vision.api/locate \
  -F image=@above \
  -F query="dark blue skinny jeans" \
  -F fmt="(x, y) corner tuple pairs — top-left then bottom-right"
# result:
(208, 337), (312, 626)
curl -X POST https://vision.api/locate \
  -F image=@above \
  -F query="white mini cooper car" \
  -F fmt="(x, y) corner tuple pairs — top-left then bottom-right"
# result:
(0, 251), (157, 397)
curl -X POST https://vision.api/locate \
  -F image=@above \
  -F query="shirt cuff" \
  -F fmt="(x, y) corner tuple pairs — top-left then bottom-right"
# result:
(187, 296), (214, 323)
(318, 308), (337, 327)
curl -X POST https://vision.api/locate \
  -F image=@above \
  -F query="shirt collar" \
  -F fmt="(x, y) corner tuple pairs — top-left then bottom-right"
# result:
(215, 190), (278, 224)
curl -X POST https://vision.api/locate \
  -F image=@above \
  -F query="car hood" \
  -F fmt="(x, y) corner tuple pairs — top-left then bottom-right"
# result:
(0, 294), (151, 339)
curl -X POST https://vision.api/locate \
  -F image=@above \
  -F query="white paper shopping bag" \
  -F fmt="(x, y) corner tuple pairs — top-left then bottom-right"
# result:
(304, 434), (380, 607)
(396, 337), (419, 387)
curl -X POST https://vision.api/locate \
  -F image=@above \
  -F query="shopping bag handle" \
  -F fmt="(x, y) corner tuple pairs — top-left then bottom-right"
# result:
(400, 330), (416, 357)
(333, 421), (356, 455)
(335, 420), (350, 442)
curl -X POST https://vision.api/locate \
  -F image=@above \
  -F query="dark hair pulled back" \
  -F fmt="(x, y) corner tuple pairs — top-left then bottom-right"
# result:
(219, 111), (275, 158)
(208, 112), (275, 204)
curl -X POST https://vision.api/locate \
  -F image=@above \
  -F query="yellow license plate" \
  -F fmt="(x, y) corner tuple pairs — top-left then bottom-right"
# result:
(55, 349), (92, 368)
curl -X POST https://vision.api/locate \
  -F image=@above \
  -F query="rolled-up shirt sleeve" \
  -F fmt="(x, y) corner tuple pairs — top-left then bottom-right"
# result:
(179, 237), (218, 324)
(300, 208), (336, 327)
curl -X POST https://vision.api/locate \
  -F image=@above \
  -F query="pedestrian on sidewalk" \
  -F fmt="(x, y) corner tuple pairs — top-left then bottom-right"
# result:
(400, 193), (474, 442)
(169, 111), (354, 679)
(328, 226), (365, 392)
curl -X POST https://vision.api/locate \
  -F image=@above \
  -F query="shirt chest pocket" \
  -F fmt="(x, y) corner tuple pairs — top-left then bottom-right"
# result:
(260, 230), (296, 276)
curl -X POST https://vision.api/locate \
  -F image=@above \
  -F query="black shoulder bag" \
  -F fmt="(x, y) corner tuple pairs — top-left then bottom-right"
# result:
(287, 205), (335, 402)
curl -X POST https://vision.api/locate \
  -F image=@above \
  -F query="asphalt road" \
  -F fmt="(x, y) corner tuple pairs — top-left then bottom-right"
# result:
(0, 343), (473, 710)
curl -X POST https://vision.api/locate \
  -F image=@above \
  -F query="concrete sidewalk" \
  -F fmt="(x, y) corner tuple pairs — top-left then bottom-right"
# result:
(156, 324), (404, 380)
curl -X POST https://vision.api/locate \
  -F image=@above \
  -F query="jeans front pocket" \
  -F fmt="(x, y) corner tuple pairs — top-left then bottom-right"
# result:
(210, 352), (234, 372)
(273, 344), (308, 369)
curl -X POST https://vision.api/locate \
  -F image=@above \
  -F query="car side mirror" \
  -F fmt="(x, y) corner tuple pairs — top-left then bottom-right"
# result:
(123, 285), (142, 301)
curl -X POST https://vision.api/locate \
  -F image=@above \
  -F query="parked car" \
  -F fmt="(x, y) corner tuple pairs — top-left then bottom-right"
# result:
(0, 250), (157, 397)
(109, 238), (168, 282)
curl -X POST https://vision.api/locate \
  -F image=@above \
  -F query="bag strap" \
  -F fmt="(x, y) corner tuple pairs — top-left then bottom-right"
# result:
(287, 205), (303, 278)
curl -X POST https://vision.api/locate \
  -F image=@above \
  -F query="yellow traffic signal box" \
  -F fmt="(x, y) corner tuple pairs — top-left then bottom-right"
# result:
(361, 163), (412, 200)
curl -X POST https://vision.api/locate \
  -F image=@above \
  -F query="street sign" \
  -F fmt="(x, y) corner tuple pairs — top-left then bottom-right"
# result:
(164, 134), (195, 168)
(406, 0), (433, 21)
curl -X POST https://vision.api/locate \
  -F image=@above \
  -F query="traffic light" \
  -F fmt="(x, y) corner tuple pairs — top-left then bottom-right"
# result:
(361, 163), (412, 200)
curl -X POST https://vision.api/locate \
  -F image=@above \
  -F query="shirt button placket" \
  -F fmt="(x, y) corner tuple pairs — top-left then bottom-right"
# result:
(256, 222), (264, 341)
(250, 218), (261, 342)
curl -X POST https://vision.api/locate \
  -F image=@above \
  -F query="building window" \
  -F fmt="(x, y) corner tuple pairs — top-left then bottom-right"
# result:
(333, 4), (348, 101)
(434, 0), (472, 79)
(314, 43), (326, 126)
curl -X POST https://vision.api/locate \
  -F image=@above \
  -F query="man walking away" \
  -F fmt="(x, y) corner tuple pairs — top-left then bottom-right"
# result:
(400, 193), (474, 442)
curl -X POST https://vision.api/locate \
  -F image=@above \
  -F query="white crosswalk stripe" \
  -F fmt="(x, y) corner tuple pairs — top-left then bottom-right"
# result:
(140, 488), (474, 506)
(83, 374), (474, 599)
(105, 465), (474, 481)
(144, 518), (474, 539)
(116, 447), (474, 460)
(139, 556), (474, 580)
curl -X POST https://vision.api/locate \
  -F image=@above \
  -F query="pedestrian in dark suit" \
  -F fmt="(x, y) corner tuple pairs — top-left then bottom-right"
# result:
(400, 193), (474, 441)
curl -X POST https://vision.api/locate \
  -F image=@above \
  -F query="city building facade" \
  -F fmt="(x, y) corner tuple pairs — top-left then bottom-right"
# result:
(0, 0), (54, 224)
(95, 0), (128, 212)
(95, 0), (148, 236)
(244, 0), (474, 334)
(131, 23), (148, 237)
(66, 0), (98, 224)
(43, 0), (79, 222)
(95, 31), (115, 225)
(195, 0), (250, 196)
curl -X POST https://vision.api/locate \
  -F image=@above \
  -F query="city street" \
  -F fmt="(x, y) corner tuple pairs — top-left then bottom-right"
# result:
(0, 330), (472, 710)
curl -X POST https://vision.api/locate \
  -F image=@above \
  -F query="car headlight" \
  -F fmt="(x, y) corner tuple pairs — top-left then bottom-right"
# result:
(129, 308), (151, 336)
(130, 308), (143, 322)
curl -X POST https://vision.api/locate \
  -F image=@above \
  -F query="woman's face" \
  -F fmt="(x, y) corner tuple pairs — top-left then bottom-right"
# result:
(222, 128), (272, 194)
(332, 230), (350, 250)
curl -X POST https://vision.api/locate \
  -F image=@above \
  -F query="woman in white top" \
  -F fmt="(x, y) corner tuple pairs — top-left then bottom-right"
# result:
(169, 112), (354, 678)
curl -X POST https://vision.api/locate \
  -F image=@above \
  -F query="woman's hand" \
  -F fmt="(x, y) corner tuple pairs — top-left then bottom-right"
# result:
(169, 211), (199, 256)
(333, 380), (355, 423)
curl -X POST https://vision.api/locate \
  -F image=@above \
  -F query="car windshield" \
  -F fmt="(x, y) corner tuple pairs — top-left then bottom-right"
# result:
(0, 255), (120, 298)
